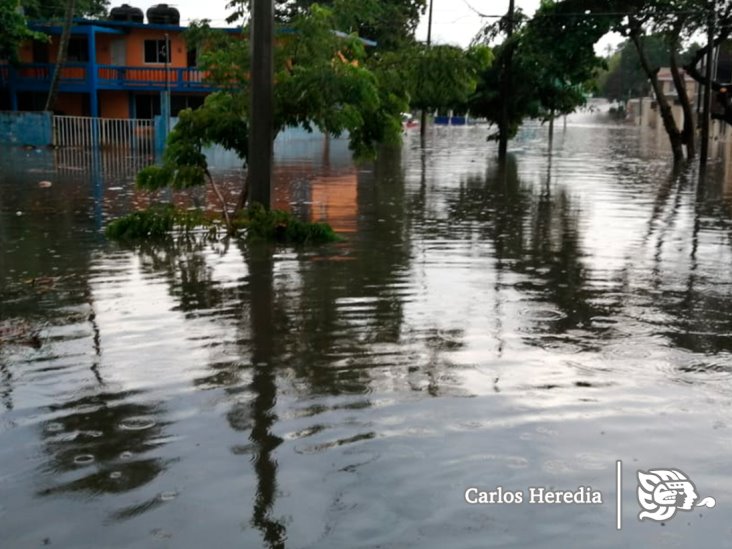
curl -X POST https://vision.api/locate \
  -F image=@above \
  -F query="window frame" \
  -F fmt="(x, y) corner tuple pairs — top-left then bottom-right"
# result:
(67, 37), (89, 63)
(143, 39), (171, 65)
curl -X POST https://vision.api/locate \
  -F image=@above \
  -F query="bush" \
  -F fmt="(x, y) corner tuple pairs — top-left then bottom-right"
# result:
(235, 204), (342, 244)
(105, 204), (341, 245)
(105, 205), (213, 240)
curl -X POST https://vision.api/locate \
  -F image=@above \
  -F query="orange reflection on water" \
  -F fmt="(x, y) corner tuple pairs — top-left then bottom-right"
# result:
(309, 172), (358, 234)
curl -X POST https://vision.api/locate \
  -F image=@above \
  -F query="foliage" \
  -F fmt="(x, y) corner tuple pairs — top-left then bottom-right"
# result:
(140, 3), (404, 219)
(105, 204), (341, 244)
(469, 0), (609, 142)
(468, 40), (542, 141)
(0, 0), (45, 62)
(235, 204), (341, 243)
(224, 0), (426, 50)
(21, 0), (108, 19)
(186, 6), (397, 159)
(522, 0), (613, 117)
(598, 37), (695, 100)
(410, 44), (492, 115)
(105, 205), (213, 240)
(137, 93), (248, 192)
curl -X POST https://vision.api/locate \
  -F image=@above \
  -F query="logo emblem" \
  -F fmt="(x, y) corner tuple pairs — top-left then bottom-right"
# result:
(637, 469), (716, 522)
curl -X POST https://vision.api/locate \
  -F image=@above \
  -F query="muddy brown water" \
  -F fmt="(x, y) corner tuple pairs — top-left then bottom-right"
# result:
(2, 111), (732, 548)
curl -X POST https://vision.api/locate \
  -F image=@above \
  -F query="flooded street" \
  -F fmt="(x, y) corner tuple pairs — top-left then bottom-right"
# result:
(3, 110), (732, 548)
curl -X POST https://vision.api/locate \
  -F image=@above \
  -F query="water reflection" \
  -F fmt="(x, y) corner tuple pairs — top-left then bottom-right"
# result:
(246, 248), (287, 548)
(442, 156), (616, 345)
(6, 117), (732, 546)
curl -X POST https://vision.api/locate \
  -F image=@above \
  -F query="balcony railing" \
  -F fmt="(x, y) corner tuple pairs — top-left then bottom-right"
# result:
(1, 63), (216, 91)
(96, 65), (211, 89)
(4, 63), (88, 86)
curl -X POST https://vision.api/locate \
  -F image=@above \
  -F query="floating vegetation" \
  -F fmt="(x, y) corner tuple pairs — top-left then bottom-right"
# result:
(235, 204), (342, 244)
(105, 203), (341, 245)
(0, 320), (43, 348)
(105, 205), (217, 241)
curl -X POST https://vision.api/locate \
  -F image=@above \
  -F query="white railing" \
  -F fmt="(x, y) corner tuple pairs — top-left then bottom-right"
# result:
(53, 115), (154, 157)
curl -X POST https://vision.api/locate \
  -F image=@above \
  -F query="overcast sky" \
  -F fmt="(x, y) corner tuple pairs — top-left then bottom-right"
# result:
(128, 0), (621, 51)
(415, 0), (541, 46)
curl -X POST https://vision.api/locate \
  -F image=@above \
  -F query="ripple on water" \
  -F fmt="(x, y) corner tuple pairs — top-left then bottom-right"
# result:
(520, 308), (567, 322)
(45, 422), (63, 433)
(73, 454), (95, 465)
(119, 417), (156, 431)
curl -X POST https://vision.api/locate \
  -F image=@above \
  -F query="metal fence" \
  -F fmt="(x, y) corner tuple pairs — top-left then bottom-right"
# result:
(53, 115), (154, 157)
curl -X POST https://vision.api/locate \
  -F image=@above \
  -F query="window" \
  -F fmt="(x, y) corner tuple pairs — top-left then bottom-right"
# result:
(186, 48), (197, 68)
(67, 38), (89, 62)
(144, 39), (170, 64)
(32, 41), (49, 63)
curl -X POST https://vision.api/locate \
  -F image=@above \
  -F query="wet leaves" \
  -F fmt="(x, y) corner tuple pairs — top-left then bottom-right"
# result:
(0, 319), (42, 349)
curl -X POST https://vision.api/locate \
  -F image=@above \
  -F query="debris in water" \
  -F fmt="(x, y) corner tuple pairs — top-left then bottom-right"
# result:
(0, 320), (43, 348)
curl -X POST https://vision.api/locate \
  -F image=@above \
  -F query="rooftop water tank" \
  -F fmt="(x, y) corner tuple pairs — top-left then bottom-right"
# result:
(109, 4), (144, 23)
(146, 4), (180, 25)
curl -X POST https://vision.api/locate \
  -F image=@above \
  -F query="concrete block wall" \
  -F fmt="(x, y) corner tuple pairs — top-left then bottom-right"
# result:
(0, 112), (53, 147)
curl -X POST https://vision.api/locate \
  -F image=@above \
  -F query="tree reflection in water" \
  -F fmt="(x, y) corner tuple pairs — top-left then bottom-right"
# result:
(444, 156), (618, 345)
(246, 246), (287, 548)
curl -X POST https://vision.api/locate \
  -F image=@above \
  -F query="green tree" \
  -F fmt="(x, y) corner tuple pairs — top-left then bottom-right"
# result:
(470, 0), (611, 156)
(571, 0), (725, 163)
(141, 5), (403, 215)
(607, 0), (708, 163)
(599, 37), (673, 100)
(225, 0), (426, 50)
(21, 0), (108, 19)
(0, 0), (44, 62)
(410, 44), (492, 116)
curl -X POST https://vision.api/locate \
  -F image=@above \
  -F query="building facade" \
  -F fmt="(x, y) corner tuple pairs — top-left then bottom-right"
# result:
(0, 8), (237, 119)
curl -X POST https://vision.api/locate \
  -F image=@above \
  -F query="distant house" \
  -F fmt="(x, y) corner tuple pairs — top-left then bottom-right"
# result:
(655, 67), (699, 105)
(0, 4), (239, 119)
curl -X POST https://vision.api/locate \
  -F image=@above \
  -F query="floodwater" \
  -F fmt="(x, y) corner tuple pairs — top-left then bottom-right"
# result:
(2, 108), (732, 548)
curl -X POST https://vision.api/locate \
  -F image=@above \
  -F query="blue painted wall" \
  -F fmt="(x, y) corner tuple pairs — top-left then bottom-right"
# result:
(0, 112), (53, 147)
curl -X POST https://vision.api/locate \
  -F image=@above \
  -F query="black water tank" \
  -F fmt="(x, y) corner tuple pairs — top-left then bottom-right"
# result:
(109, 4), (144, 23)
(146, 4), (180, 25)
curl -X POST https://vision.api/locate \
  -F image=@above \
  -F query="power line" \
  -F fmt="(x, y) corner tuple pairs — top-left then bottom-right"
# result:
(461, 0), (705, 20)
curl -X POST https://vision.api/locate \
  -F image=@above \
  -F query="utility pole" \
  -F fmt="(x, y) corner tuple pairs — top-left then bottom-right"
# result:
(498, 0), (515, 161)
(420, 0), (435, 145)
(249, 0), (274, 208)
(163, 32), (171, 141)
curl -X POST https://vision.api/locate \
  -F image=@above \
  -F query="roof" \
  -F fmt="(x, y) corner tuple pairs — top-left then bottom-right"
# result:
(657, 68), (689, 82)
(29, 18), (377, 46)
(30, 18), (240, 35)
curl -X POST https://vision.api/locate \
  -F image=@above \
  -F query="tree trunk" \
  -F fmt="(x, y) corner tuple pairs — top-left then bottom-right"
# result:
(44, 0), (76, 112)
(498, 0), (515, 162)
(670, 50), (695, 159)
(548, 109), (555, 148)
(237, 169), (250, 212)
(421, 0), (433, 147)
(669, 21), (695, 160)
(631, 33), (684, 163)
(420, 109), (427, 146)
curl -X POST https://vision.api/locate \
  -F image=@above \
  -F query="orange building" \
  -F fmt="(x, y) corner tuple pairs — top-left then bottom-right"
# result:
(0, 4), (238, 118)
